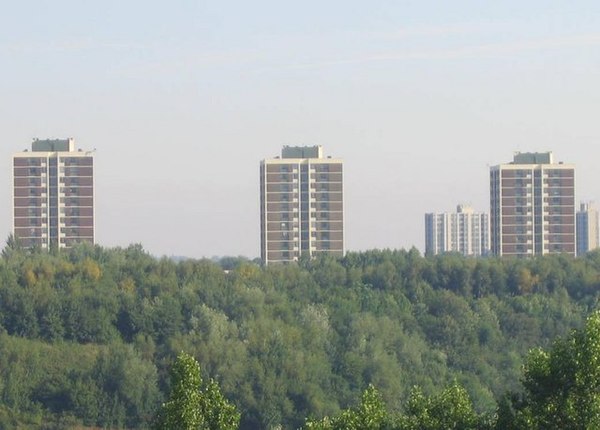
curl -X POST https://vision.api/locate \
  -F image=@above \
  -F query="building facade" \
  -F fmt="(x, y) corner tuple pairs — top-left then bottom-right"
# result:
(13, 138), (94, 249)
(260, 146), (343, 264)
(425, 205), (489, 256)
(490, 152), (575, 257)
(576, 202), (599, 256)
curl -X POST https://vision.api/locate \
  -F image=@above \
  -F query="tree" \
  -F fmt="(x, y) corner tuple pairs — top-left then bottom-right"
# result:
(1, 234), (22, 260)
(397, 383), (488, 430)
(304, 385), (390, 430)
(501, 310), (600, 429)
(153, 352), (239, 430)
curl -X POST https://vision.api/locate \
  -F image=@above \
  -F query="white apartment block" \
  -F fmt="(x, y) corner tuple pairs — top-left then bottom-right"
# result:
(577, 202), (599, 256)
(425, 205), (490, 256)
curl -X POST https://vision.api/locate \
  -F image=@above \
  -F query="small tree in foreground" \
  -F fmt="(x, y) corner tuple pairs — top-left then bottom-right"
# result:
(304, 384), (389, 430)
(499, 310), (600, 429)
(153, 352), (240, 430)
(304, 383), (491, 430)
(397, 383), (490, 430)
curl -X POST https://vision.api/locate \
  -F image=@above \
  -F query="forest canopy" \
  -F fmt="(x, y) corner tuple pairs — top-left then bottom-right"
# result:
(0, 242), (600, 429)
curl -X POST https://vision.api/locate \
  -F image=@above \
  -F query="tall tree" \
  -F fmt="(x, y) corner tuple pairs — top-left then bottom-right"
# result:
(153, 352), (239, 430)
(500, 310), (600, 429)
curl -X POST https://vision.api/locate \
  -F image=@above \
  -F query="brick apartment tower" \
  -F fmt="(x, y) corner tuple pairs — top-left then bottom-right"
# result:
(490, 152), (575, 257)
(13, 138), (94, 249)
(260, 146), (343, 264)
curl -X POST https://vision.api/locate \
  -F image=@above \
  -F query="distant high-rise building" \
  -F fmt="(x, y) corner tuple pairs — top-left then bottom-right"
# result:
(13, 138), (94, 249)
(577, 202), (599, 256)
(424, 205), (489, 256)
(260, 145), (343, 264)
(490, 152), (575, 257)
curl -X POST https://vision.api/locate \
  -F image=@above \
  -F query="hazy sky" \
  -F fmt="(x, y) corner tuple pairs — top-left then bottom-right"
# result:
(1, 1), (599, 258)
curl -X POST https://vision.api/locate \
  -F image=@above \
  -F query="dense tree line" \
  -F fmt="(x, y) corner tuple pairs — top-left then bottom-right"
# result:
(305, 311), (600, 429)
(0, 240), (600, 428)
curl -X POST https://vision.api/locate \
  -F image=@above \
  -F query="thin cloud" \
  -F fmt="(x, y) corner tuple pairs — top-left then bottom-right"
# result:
(0, 40), (148, 54)
(414, 33), (600, 59)
(109, 49), (266, 78)
(375, 21), (509, 39)
(272, 33), (600, 71)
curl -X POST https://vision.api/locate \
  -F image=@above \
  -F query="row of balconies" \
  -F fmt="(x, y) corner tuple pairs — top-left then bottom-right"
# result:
(266, 164), (342, 174)
(265, 183), (343, 192)
(266, 241), (343, 252)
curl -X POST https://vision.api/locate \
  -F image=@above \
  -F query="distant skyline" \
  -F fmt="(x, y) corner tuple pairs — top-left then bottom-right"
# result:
(2, 1), (600, 258)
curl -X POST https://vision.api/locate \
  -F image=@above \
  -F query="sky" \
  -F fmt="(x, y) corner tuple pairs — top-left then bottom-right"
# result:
(1, 1), (599, 258)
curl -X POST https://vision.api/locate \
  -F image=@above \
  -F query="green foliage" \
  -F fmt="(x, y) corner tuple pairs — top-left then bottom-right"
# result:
(0, 333), (159, 428)
(154, 352), (204, 429)
(153, 352), (239, 430)
(1, 233), (22, 261)
(304, 385), (390, 430)
(501, 311), (600, 429)
(305, 382), (491, 430)
(0, 245), (599, 428)
(397, 383), (490, 430)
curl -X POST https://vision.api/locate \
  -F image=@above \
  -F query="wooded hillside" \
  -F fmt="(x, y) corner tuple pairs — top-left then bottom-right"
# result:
(0, 242), (598, 428)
